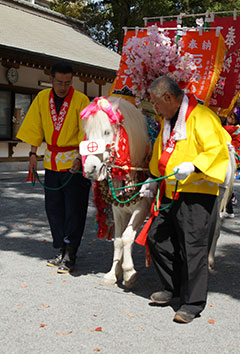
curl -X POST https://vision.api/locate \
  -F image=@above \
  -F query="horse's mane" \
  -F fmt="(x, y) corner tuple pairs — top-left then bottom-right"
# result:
(108, 96), (151, 167)
(82, 109), (111, 140)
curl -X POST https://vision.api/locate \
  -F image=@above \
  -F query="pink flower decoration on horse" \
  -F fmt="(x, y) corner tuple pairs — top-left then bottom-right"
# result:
(80, 96), (123, 124)
(123, 25), (197, 105)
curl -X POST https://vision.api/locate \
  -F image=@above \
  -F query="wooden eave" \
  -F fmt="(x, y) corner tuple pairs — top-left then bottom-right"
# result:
(0, 44), (116, 84)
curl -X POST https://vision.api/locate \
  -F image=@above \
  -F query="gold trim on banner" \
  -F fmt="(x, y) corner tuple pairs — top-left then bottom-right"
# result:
(111, 93), (136, 105)
(210, 90), (240, 117)
(107, 77), (136, 105)
(204, 33), (226, 107)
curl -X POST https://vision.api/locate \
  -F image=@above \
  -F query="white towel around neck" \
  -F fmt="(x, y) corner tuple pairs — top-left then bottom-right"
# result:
(162, 94), (189, 150)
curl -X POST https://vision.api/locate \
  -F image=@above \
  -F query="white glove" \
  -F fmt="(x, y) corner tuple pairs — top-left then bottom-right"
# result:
(139, 177), (158, 198)
(173, 162), (195, 181)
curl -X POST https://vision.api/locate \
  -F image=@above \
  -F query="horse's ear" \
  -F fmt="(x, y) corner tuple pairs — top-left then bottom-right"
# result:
(108, 96), (121, 111)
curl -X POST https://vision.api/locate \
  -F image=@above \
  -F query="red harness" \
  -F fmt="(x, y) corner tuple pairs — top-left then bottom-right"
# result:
(109, 125), (132, 178)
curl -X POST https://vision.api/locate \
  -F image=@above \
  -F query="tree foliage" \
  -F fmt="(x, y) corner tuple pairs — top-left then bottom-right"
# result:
(49, 0), (85, 18)
(49, 0), (240, 52)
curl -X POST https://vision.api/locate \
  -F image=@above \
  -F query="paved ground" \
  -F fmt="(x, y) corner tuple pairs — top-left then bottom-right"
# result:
(0, 170), (240, 354)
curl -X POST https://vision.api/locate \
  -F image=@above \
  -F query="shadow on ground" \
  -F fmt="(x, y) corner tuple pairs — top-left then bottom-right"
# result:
(1, 175), (240, 304)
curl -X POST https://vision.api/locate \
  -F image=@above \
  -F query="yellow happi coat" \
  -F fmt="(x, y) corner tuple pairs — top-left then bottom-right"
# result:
(150, 103), (231, 198)
(17, 88), (89, 171)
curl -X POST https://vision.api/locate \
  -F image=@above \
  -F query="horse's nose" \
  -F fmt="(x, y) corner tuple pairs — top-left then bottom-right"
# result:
(85, 165), (97, 178)
(91, 165), (97, 173)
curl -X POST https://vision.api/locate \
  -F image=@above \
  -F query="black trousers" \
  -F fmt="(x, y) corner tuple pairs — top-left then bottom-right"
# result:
(147, 192), (216, 315)
(226, 193), (234, 214)
(44, 169), (91, 250)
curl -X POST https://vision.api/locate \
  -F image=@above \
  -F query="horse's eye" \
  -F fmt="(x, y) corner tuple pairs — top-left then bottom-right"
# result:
(104, 130), (111, 136)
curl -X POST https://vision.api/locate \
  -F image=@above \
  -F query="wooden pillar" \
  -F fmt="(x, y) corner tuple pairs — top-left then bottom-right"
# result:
(79, 76), (92, 95)
(94, 78), (106, 97)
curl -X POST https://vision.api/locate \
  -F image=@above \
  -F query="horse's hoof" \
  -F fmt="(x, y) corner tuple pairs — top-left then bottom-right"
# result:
(208, 258), (214, 272)
(123, 271), (137, 289)
(208, 264), (215, 273)
(103, 273), (117, 285)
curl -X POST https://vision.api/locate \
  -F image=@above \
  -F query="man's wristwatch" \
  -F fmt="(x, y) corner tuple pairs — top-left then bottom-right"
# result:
(29, 151), (37, 157)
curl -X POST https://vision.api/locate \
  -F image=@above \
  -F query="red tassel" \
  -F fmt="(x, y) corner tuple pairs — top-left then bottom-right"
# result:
(25, 169), (33, 182)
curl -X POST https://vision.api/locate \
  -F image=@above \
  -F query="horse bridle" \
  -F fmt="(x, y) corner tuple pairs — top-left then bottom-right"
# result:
(97, 124), (121, 179)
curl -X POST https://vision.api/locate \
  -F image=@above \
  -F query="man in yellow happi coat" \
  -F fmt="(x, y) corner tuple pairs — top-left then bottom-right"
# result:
(17, 62), (91, 274)
(137, 76), (230, 323)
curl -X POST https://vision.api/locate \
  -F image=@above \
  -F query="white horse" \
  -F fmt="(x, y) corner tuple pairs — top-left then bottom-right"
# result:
(80, 96), (153, 288)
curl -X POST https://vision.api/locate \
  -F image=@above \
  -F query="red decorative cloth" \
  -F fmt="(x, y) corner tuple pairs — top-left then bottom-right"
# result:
(111, 126), (132, 178)
(49, 86), (74, 170)
(93, 182), (114, 240)
(224, 125), (240, 164)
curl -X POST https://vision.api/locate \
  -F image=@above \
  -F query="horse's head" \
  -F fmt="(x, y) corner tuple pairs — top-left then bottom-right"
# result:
(80, 96), (151, 181)
(80, 97), (122, 181)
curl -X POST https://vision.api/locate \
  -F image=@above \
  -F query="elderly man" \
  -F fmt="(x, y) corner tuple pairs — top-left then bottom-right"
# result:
(137, 76), (230, 323)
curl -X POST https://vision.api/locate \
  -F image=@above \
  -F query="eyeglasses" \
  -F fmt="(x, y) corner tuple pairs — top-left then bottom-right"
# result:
(53, 80), (72, 87)
(158, 91), (167, 100)
(151, 91), (167, 109)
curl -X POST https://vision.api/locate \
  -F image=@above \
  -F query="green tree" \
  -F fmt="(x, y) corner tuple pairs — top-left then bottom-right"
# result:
(50, 0), (240, 52)
(49, 0), (85, 18)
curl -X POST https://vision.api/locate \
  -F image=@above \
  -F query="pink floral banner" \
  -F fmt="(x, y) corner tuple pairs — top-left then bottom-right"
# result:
(147, 20), (177, 42)
(111, 28), (225, 107)
(110, 29), (148, 104)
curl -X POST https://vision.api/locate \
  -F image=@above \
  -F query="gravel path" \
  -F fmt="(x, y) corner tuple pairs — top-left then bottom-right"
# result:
(0, 171), (239, 354)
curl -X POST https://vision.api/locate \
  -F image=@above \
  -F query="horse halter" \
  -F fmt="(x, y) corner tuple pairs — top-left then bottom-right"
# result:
(97, 124), (121, 180)
(80, 97), (126, 177)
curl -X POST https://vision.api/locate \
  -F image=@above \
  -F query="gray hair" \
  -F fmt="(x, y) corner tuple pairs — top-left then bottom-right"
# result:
(149, 76), (184, 98)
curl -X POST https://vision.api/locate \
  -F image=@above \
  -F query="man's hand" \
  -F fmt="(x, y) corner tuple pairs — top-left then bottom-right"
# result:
(29, 148), (37, 173)
(70, 157), (82, 173)
(139, 177), (158, 198)
(173, 162), (195, 180)
(29, 155), (37, 173)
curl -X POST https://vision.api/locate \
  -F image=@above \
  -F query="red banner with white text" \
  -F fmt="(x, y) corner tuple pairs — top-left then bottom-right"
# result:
(181, 30), (225, 105)
(209, 16), (240, 115)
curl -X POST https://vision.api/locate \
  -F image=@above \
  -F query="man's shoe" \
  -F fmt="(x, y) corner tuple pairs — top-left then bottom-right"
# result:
(220, 211), (235, 219)
(225, 212), (235, 218)
(150, 290), (173, 304)
(46, 248), (65, 267)
(57, 246), (77, 274)
(232, 196), (237, 205)
(57, 258), (75, 274)
(173, 310), (195, 323)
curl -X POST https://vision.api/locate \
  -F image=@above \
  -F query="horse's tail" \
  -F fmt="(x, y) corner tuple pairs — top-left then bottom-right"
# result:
(220, 143), (236, 213)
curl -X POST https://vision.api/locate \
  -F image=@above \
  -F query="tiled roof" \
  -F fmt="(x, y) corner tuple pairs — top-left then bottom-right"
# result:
(0, 0), (120, 72)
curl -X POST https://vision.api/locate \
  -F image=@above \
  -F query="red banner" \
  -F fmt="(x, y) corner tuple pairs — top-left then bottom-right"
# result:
(110, 29), (147, 104)
(209, 16), (240, 115)
(147, 20), (177, 42)
(181, 30), (225, 105)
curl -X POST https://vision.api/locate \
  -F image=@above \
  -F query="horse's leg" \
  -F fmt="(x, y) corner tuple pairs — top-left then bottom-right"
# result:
(103, 207), (131, 285)
(122, 198), (153, 288)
